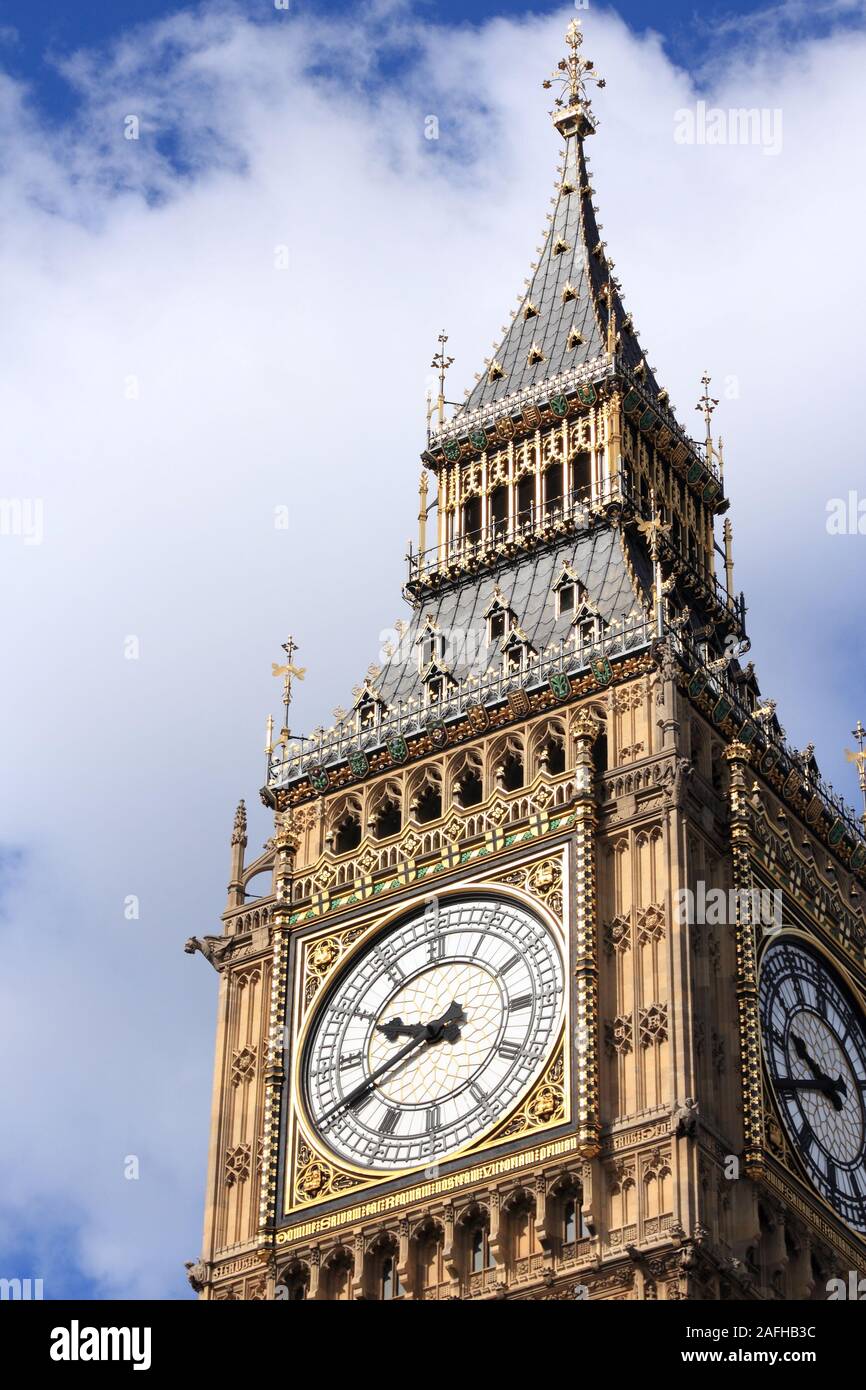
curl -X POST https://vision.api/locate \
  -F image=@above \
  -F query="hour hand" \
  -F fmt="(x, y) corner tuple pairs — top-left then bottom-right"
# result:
(376, 1016), (427, 1043)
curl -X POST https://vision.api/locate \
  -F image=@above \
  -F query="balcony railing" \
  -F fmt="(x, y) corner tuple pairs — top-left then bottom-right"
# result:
(407, 477), (627, 591)
(269, 609), (654, 788)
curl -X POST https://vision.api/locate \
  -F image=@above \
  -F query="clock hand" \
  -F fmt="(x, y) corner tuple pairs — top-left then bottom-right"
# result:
(375, 1016), (428, 1043)
(320, 1001), (466, 1125)
(790, 1034), (848, 1110)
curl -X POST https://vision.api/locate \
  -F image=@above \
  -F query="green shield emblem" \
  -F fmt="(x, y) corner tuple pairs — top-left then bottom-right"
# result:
(550, 394), (568, 417)
(387, 735), (409, 764)
(739, 720), (758, 745)
(851, 843), (866, 871)
(577, 383), (597, 406)
(591, 655), (613, 687)
(760, 747), (781, 774)
(424, 715), (447, 748)
(713, 696), (732, 725)
(308, 766), (330, 794)
(688, 673), (707, 699)
(349, 750), (369, 778)
(443, 440), (461, 462)
(623, 389), (641, 415)
(783, 769), (802, 798)
(469, 428), (488, 451)
(828, 818), (844, 847)
(687, 461), (705, 486)
(549, 672), (571, 701)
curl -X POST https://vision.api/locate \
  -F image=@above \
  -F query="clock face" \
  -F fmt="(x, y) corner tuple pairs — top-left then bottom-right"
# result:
(760, 938), (866, 1233)
(302, 894), (564, 1173)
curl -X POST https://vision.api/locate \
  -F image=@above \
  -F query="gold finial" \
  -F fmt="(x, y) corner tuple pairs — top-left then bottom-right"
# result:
(846, 719), (866, 831)
(696, 371), (719, 449)
(636, 490), (672, 638)
(428, 331), (455, 435)
(271, 634), (306, 742)
(723, 518), (735, 601)
(543, 19), (606, 137)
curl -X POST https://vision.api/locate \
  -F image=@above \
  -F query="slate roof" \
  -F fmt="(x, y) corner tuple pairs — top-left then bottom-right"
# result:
(363, 526), (652, 712)
(458, 129), (661, 414)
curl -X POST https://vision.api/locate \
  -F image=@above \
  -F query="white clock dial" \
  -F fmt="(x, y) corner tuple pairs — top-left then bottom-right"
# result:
(760, 938), (866, 1233)
(302, 894), (564, 1173)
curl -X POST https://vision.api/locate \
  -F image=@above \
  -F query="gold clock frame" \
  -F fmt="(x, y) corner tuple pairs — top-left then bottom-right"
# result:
(757, 926), (866, 1240)
(281, 848), (572, 1217)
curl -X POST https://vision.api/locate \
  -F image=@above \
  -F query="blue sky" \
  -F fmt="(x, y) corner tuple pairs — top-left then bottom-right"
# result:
(1, 0), (865, 1300)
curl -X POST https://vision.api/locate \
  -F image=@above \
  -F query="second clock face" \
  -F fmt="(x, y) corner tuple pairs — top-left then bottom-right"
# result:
(302, 894), (564, 1173)
(760, 937), (866, 1233)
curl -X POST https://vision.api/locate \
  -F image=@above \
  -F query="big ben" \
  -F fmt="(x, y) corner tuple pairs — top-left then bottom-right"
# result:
(186, 22), (866, 1302)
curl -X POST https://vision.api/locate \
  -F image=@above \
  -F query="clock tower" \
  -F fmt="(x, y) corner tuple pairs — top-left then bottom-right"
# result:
(187, 23), (866, 1301)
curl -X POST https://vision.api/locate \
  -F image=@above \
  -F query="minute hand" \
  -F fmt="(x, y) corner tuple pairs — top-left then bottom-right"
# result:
(318, 1033), (428, 1126)
(319, 1002), (464, 1126)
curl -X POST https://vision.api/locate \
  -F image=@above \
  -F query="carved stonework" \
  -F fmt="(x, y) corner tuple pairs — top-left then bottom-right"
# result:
(224, 1144), (252, 1187)
(293, 1138), (365, 1207)
(486, 1038), (566, 1141)
(639, 1004), (668, 1049)
(231, 1045), (258, 1087)
(302, 923), (367, 1009)
(605, 1014), (633, 1055)
(494, 852), (564, 922)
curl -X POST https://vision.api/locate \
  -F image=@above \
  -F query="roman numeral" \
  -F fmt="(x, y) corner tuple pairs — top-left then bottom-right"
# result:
(500, 955), (521, 976)
(379, 1108), (399, 1135)
(509, 994), (533, 1012)
(426, 1105), (440, 1132)
(499, 1040), (521, 1059)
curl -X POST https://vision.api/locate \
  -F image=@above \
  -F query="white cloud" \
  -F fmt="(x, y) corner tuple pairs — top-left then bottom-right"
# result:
(1, 2), (864, 1296)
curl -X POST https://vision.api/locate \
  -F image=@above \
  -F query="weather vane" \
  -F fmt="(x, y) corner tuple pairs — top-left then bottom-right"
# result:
(428, 330), (455, 435)
(846, 719), (866, 831)
(542, 19), (606, 114)
(271, 635), (306, 744)
(696, 371), (719, 443)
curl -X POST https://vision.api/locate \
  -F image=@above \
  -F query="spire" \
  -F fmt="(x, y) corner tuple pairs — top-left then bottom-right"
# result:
(457, 20), (663, 417)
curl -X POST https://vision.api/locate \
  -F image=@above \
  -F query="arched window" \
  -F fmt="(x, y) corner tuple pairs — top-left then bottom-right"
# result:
(381, 1256), (402, 1301)
(517, 475), (534, 527)
(413, 780), (442, 824)
(373, 798), (401, 839)
(563, 1199), (577, 1244)
(322, 1250), (353, 1301)
(462, 496), (482, 541)
(457, 767), (483, 807)
(500, 751), (524, 791)
(334, 813), (362, 855)
(277, 1261), (309, 1301)
(469, 1225), (494, 1273)
(414, 1223), (445, 1295)
(572, 451), (592, 497)
(491, 485), (508, 536)
(544, 462), (563, 516)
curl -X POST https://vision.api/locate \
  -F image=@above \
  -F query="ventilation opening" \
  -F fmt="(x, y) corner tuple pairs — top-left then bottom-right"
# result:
(457, 769), (483, 807)
(501, 753), (524, 791)
(414, 783), (442, 824)
(491, 485), (508, 535)
(517, 476), (534, 527)
(573, 451), (592, 496)
(593, 732), (608, 778)
(545, 462), (563, 516)
(543, 739), (566, 774)
(335, 815), (362, 854)
(463, 496), (482, 540)
(374, 799), (401, 839)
